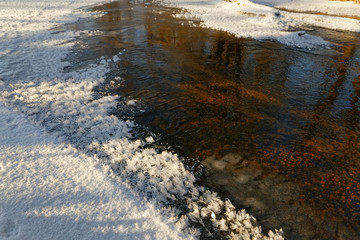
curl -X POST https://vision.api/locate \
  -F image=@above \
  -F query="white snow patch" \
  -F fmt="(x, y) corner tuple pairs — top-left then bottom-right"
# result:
(156, 0), (360, 49)
(146, 136), (155, 143)
(127, 99), (137, 106)
(0, 103), (191, 240)
(255, 0), (360, 18)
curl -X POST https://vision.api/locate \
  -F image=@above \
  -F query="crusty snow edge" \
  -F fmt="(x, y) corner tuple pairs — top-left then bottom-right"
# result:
(0, 102), (192, 240)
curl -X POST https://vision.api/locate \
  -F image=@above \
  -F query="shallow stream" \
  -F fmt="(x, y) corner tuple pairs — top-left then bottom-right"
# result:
(68, 1), (360, 239)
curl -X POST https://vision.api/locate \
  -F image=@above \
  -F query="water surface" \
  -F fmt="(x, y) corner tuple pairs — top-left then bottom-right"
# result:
(71, 1), (360, 239)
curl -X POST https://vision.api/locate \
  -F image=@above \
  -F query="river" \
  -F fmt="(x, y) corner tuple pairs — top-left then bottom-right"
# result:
(66, 1), (360, 239)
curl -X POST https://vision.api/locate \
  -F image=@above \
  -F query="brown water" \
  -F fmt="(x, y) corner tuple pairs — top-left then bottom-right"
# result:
(72, 1), (360, 239)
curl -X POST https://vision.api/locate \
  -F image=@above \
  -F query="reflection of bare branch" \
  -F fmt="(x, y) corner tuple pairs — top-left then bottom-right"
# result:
(210, 33), (246, 69)
(297, 44), (356, 144)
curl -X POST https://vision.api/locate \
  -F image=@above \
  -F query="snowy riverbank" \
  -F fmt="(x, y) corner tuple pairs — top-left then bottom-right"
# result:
(1, 0), (359, 239)
(0, 103), (191, 239)
(158, 0), (360, 48)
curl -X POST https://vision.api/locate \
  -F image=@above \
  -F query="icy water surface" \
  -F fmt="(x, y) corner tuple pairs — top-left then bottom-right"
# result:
(70, 1), (360, 239)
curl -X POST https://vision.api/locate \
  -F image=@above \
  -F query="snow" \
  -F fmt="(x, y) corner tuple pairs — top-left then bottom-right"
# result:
(0, 103), (190, 240)
(157, 0), (360, 49)
(254, 0), (360, 18)
(0, 0), (357, 238)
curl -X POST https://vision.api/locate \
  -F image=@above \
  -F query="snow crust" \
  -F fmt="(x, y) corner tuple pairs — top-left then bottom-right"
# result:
(157, 0), (360, 49)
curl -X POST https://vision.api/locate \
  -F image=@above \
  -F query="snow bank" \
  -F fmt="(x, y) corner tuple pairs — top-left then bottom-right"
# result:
(254, 0), (360, 18)
(0, 0), (283, 239)
(156, 0), (360, 49)
(0, 103), (191, 240)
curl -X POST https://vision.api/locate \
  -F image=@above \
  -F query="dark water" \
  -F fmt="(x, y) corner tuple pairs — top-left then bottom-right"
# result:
(71, 1), (360, 239)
